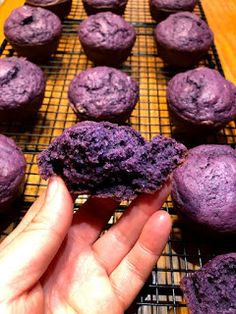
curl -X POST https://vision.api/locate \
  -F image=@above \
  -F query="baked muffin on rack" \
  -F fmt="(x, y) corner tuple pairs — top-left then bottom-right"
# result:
(78, 12), (136, 66)
(181, 253), (236, 314)
(4, 5), (62, 62)
(38, 121), (187, 201)
(0, 134), (26, 212)
(154, 12), (213, 67)
(172, 144), (236, 236)
(25, 0), (72, 19)
(68, 66), (139, 123)
(82, 0), (128, 16)
(0, 57), (46, 123)
(167, 67), (236, 130)
(150, 0), (197, 22)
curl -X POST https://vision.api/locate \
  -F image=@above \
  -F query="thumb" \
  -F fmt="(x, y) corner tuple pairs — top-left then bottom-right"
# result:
(0, 176), (73, 302)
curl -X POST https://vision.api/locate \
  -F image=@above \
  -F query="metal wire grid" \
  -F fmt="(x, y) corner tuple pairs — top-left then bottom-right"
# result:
(0, 0), (236, 313)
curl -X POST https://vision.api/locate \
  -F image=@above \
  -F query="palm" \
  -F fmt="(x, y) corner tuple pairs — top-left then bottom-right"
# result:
(42, 242), (122, 314)
(0, 178), (171, 314)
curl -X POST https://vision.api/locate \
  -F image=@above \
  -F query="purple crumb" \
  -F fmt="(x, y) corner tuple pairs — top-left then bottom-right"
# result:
(181, 253), (236, 314)
(38, 121), (187, 200)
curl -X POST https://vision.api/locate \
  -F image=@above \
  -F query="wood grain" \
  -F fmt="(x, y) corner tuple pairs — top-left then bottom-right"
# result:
(0, 0), (24, 44)
(202, 0), (236, 84)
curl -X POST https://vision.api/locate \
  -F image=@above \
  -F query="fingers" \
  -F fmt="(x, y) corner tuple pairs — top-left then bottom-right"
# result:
(0, 192), (46, 250)
(93, 181), (171, 274)
(110, 210), (172, 310)
(0, 176), (74, 302)
(67, 197), (118, 251)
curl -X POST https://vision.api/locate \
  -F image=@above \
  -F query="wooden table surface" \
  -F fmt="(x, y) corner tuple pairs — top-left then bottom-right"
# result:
(1, 0), (236, 83)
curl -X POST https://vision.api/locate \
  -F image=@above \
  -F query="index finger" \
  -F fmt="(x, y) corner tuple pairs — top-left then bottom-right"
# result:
(92, 179), (171, 274)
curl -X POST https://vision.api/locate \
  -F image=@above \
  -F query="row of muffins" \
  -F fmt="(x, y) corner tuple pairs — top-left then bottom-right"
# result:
(3, 1), (236, 129)
(3, 3), (214, 68)
(1, 54), (236, 132)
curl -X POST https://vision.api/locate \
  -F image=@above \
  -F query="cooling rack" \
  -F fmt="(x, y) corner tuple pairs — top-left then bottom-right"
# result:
(0, 0), (236, 313)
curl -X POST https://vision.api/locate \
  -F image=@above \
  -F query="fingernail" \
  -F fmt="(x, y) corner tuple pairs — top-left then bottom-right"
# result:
(46, 176), (58, 202)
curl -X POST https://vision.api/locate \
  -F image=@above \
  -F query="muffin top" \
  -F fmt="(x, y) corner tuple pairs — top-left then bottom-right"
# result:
(155, 12), (213, 51)
(181, 253), (236, 314)
(83, 0), (127, 8)
(167, 67), (236, 127)
(0, 134), (26, 204)
(172, 144), (236, 234)
(68, 66), (139, 121)
(26, 0), (67, 4)
(151, 0), (196, 11)
(0, 57), (46, 109)
(78, 12), (136, 50)
(38, 121), (186, 200)
(4, 5), (62, 45)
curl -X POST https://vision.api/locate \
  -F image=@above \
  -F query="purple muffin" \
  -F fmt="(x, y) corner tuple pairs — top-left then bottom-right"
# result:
(0, 57), (46, 122)
(181, 253), (236, 314)
(0, 134), (26, 212)
(172, 145), (236, 236)
(38, 121), (187, 201)
(82, 0), (128, 16)
(25, 0), (72, 19)
(68, 66), (139, 123)
(4, 6), (62, 62)
(154, 12), (213, 67)
(150, 0), (197, 22)
(167, 67), (236, 130)
(78, 12), (136, 66)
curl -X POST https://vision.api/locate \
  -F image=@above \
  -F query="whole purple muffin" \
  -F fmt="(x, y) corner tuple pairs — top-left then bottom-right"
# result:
(0, 134), (26, 212)
(167, 67), (236, 129)
(172, 145), (236, 235)
(4, 5), (62, 62)
(181, 253), (236, 314)
(154, 12), (213, 67)
(25, 0), (72, 19)
(150, 0), (197, 22)
(38, 121), (187, 200)
(68, 66), (139, 123)
(0, 57), (46, 122)
(82, 0), (128, 16)
(78, 12), (136, 66)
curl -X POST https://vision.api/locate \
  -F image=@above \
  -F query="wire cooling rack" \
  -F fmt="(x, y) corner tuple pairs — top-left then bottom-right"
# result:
(0, 0), (236, 313)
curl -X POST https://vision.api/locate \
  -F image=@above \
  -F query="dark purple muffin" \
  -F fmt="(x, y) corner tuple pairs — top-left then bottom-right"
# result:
(154, 12), (213, 67)
(25, 0), (72, 19)
(0, 57), (46, 122)
(38, 121), (187, 201)
(82, 0), (128, 16)
(68, 66), (139, 123)
(172, 145), (236, 235)
(167, 67), (236, 129)
(0, 134), (26, 212)
(150, 0), (197, 22)
(78, 12), (136, 66)
(4, 5), (62, 62)
(181, 253), (236, 314)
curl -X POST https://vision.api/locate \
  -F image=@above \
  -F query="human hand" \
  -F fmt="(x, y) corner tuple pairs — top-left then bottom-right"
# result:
(0, 176), (171, 314)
